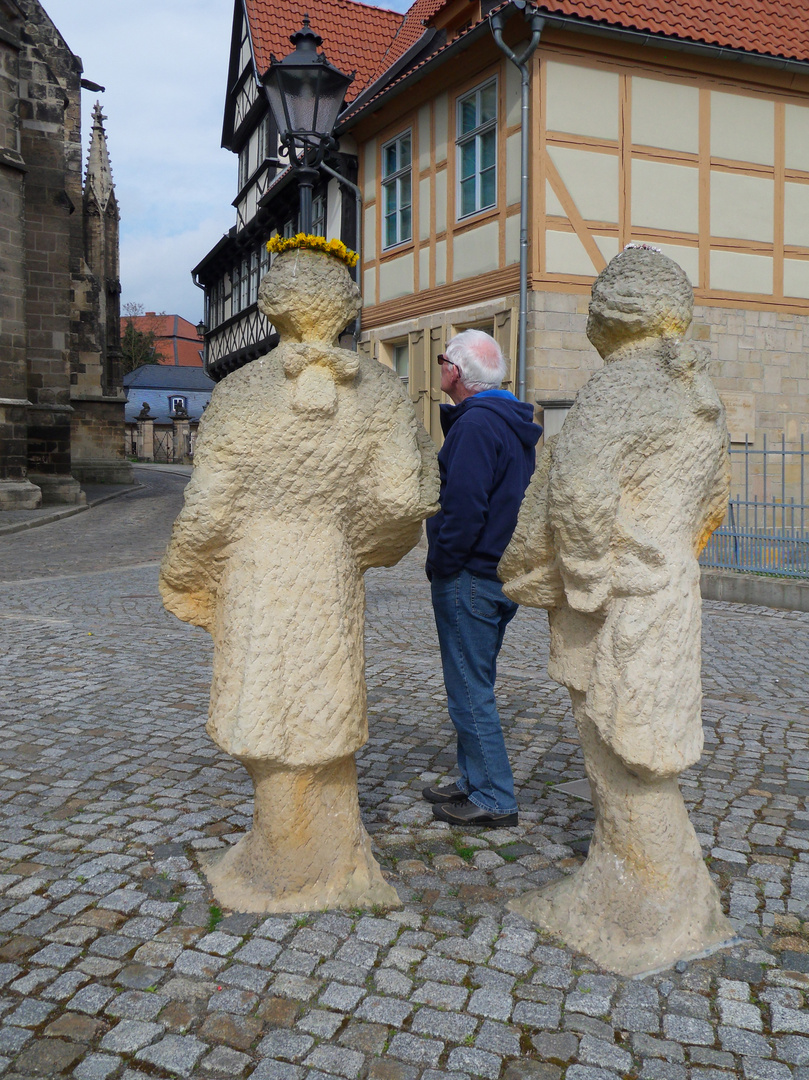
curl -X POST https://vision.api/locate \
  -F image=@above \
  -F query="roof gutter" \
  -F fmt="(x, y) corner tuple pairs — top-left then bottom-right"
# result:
(338, 1), (809, 131)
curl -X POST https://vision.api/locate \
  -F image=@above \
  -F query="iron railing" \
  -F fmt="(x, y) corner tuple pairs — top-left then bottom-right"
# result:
(700, 434), (808, 579)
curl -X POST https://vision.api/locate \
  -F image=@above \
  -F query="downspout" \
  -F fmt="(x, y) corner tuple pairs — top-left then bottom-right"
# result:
(321, 160), (363, 348)
(490, 5), (544, 402)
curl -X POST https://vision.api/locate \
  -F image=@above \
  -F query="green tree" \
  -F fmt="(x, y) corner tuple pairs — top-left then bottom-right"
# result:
(121, 317), (158, 374)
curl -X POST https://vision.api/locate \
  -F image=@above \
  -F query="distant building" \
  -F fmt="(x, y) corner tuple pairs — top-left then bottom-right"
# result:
(0, 0), (131, 510)
(123, 365), (215, 425)
(121, 313), (204, 367)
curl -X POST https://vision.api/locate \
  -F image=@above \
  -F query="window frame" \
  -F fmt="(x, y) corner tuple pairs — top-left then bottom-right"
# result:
(456, 77), (498, 220)
(381, 129), (413, 250)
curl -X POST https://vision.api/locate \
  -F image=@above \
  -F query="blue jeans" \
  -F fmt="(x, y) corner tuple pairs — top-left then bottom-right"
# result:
(431, 570), (518, 814)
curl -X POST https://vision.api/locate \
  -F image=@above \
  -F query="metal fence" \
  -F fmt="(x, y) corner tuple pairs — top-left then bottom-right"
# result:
(699, 434), (808, 579)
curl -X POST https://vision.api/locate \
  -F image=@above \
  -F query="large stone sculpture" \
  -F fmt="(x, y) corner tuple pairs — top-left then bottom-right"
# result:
(159, 245), (439, 913)
(499, 246), (734, 975)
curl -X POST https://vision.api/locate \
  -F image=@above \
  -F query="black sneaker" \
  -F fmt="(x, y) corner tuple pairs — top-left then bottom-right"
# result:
(422, 781), (466, 805)
(432, 797), (518, 827)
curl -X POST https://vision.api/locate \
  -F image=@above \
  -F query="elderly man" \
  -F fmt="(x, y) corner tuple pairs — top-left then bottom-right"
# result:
(423, 329), (541, 826)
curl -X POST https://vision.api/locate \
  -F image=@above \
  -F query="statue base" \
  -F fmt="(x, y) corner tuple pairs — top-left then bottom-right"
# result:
(510, 697), (735, 976)
(202, 754), (401, 914)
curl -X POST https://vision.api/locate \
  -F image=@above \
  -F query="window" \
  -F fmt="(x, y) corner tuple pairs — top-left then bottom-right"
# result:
(382, 131), (412, 248)
(239, 255), (250, 310)
(311, 193), (326, 237)
(392, 342), (409, 390)
(283, 217), (297, 238)
(260, 238), (271, 280)
(248, 250), (260, 306)
(238, 144), (249, 191)
(257, 113), (270, 166)
(457, 80), (497, 218)
(231, 261), (241, 314)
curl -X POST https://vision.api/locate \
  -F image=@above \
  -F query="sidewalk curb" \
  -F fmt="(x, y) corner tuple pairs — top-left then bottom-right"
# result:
(0, 481), (144, 538)
(701, 568), (809, 613)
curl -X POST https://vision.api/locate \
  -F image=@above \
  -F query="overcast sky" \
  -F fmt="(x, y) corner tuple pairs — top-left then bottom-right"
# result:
(42, 0), (408, 321)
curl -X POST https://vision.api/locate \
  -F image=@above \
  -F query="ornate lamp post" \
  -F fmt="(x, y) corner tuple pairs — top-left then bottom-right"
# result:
(262, 18), (354, 234)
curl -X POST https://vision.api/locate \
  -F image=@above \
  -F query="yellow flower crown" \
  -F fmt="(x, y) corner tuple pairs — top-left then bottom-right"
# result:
(266, 233), (359, 269)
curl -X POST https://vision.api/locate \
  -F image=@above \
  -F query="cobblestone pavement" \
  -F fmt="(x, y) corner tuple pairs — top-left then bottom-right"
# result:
(1, 470), (808, 1080)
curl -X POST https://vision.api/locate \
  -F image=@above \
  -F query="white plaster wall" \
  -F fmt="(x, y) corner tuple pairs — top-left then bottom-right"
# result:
(711, 173), (774, 242)
(379, 253), (415, 302)
(364, 138), (376, 201)
(594, 236), (620, 264)
(434, 93), (448, 162)
(419, 106), (431, 172)
(631, 77), (699, 153)
(545, 229), (598, 276)
(419, 246), (430, 289)
(548, 146), (619, 223)
(710, 92), (774, 165)
(419, 177), (431, 241)
(545, 62), (619, 140)
(784, 259), (809, 299)
(505, 214), (520, 265)
(435, 171), (447, 233)
(546, 181), (566, 217)
(505, 61), (520, 127)
(453, 222), (499, 279)
(435, 239), (447, 286)
(364, 206), (376, 259)
(784, 181), (809, 248)
(631, 159), (699, 233)
(710, 250), (772, 294)
(506, 134), (521, 206)
(785, 104), (809, 171)
(363, 268), (376, 306)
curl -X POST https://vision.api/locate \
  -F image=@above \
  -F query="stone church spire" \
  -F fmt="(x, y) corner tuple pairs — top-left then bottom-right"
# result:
(84, 101), (114, 211)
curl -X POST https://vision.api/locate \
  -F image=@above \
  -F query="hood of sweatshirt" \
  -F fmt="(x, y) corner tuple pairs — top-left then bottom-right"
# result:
(440, 390), (542, 447)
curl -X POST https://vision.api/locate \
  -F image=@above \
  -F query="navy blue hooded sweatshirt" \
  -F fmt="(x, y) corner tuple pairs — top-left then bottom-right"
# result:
(426, 389), (541, 581)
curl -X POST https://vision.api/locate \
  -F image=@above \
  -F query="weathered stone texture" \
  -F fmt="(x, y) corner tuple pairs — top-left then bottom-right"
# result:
(501, 246), (735, 974)
(161, 249), (439, 913)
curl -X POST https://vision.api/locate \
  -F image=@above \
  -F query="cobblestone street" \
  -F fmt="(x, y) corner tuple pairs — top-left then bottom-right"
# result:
(1, 468), (808, 1080)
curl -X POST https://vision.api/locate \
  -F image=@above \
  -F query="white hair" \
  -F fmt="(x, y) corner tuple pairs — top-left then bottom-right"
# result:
(445, 329), (506, 391)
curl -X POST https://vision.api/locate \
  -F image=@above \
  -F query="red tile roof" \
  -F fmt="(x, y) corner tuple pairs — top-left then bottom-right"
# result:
(121, 314), (204, 368)
(244, 0), (404, 100)
(540, 0), (809, 64)
(381, 0), (445, 68)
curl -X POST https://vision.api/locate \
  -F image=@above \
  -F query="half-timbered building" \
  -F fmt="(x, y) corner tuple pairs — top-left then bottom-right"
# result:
(198, 0), (809, 454)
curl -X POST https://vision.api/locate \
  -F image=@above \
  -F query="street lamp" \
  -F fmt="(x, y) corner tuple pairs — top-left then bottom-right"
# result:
(262, 17), (354, 234)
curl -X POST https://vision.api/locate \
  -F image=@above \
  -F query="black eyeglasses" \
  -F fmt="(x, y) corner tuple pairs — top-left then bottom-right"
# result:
(438, 354), (460, 372)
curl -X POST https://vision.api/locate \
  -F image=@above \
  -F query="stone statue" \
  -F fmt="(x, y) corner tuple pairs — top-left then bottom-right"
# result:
(499, 245), (734, 975)
(159, 245), (439, 913)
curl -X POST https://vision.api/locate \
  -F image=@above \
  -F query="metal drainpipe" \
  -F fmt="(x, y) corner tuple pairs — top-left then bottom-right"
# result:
(320, 161), (363, 348)
(490, 5), (544, 402)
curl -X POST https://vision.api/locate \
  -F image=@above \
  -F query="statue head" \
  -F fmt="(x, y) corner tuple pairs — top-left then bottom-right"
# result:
(587, 245), (693, 360)
(258, 248), (361, 345)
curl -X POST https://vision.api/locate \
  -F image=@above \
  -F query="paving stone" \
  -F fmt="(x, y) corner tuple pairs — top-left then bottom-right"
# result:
(718, 1025), (772, 1057)
(446, 1046), (502, 1079)
(355, 995), (413, 1027)
(197, 1044), (251, 1075)
(6, 998), (55, 1026)
(135, 1033), (207, 1076)
(339, 1020), (389, 1056)
(68, 983), (116, 1015)
(475, 1019), (521, 1056)
(233, 939), (282, 966)
(318, 981), (366, 1011)
(13, 1037), (84, 1075)
(503, 1063), (563, 1080)
(72, 1053), (121, 1080)
(257, 1028), (315, 1060)
(411, 980), (469, 1009)
(100, 1019), (165, 1053)
(411, 1006), (477, 1041)
(662, 1014), (717, 1046)
(207, 987), (259, 1014)
(44, 1012), (107, 1042)
(256, 996), (298, 1028)
(468, 986), (513, 1021)
(199, 1013), (265, 1051)
(512, 1000), (562, 1029)
(579, 1034), (634, 1073)
(247, 1061), (304, 1080)
(388, 1031), (444, 1066)
(105, 989), (167, 1021)
(303, 1045), (366, 1078)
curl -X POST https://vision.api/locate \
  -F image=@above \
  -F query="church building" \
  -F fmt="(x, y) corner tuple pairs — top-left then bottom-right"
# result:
(0, 0), (131, 511)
